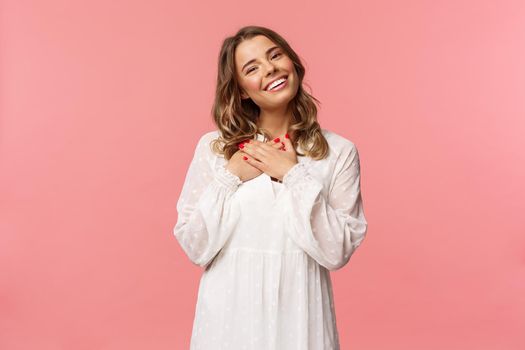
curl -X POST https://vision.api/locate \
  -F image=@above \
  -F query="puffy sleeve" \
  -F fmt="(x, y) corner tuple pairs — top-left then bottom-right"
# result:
(280, 142), (368, 271)
(173, 132), (243, 269)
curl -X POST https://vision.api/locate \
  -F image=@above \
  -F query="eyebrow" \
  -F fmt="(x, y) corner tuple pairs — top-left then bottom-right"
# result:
(241, 46), (280, 72)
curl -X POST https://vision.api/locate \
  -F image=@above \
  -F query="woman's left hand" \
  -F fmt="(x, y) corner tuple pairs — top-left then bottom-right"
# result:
(240, 134), (298, 181)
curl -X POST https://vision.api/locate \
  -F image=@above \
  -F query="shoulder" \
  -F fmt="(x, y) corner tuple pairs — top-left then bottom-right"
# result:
(195, 130), (220, 151)
(320, 129), (362, 178)
(197, 130), (220, 145)
(193, 130), (224, 161)
(320, 128), (358, 157)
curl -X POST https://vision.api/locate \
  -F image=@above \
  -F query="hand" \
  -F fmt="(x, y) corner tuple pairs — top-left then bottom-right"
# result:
(240, 134), (298, 181)
(226, 138), (285, 182)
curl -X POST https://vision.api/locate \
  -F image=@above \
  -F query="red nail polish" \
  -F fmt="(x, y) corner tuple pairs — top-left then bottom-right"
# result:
(285, 133), (289, 138)
(243, 156), (248, 160)
(239, 143), (244, 149)
(273, 137), (280, 143)
(246, 139), (250, 143)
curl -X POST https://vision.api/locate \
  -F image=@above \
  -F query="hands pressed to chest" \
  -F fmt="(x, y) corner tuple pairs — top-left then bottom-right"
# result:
(225, 133), (299, 183)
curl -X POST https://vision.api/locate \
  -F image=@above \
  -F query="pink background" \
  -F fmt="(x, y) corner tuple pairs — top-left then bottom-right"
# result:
(1, 0), (524, 349)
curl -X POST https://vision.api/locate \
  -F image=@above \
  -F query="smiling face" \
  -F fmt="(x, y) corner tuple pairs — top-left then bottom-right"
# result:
(235, 35), (299, 110)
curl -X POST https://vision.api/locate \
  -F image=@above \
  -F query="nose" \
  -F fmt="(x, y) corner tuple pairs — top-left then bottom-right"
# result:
(263, 60), (277, 75)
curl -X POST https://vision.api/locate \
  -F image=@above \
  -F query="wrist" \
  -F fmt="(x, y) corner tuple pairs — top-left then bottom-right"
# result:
(282, 162), (307, 187)
(219, 164), (242, 190)
(225, 163), (240, 178)
(275, 162), (297, 182)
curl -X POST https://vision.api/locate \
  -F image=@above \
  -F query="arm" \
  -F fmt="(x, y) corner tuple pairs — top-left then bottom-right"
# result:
(280, 142), (368, 271)
(173, 132), (242, 269)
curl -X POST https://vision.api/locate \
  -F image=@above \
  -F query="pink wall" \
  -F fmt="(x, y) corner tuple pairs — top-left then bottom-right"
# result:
(1, 0), (524, 349)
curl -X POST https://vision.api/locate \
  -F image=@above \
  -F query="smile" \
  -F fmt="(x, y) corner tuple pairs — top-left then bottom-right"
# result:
(265, 77), (288, 92)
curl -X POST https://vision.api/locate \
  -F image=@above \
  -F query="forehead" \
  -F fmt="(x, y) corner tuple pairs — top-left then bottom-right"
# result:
(235, 35), (278, 65)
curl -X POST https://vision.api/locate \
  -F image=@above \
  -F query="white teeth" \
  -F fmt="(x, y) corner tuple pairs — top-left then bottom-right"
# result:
(267, 77), (287, 91)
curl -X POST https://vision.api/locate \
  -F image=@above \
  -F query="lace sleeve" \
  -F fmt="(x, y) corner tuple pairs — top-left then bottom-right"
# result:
(280, 142), (368, 271)
(173, 133), (242, 269)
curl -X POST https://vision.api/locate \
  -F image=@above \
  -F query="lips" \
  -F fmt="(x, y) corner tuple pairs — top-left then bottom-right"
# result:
(264, 75), (288, 91)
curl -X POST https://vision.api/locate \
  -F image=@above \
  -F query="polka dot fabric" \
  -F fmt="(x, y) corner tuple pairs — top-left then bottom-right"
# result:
(174, 129), (368, 349)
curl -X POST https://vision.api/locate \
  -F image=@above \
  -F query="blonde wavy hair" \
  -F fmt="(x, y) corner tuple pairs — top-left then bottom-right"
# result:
(210, 25), (329, 161)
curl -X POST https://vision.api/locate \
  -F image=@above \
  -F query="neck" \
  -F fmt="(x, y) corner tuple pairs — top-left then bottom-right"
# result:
(257, 104), (293, 140)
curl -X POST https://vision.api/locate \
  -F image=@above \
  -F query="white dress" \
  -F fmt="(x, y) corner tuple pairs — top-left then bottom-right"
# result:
(174, 128), (368, 350)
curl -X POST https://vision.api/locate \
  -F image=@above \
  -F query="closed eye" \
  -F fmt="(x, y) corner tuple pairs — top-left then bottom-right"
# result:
(246, 52), (283, 74)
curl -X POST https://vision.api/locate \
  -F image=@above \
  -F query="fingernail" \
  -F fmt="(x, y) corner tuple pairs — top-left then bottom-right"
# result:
(273, 137), (280, 143)
(285, 133), (289, 138)
(243, 156), (248, 160)
(239, 143), (244, 149)
(246, 139), (250, 143)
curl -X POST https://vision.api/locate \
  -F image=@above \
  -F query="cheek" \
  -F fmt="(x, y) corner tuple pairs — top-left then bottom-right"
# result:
(244, 77), (263, 92)
(278, 56), (295, 71)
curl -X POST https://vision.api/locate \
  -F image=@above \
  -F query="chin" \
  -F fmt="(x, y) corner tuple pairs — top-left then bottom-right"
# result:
(266, 83), (297, 101)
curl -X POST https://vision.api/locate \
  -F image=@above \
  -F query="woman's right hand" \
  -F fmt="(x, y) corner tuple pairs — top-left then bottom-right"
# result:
(226, 138), (284, 182)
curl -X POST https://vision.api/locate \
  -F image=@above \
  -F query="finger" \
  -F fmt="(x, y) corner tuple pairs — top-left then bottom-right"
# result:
(259, 136), (284, 152)
(248, 137), (285, 153)
(243, 141), (272, 158)
(280, 133), (294, 152)
(242, 139), (264, 150)
(242, 152), (265, 170)
(240, 143), (265, 160)
(266, 139), (285, 150)
(271, 136), (285, 150)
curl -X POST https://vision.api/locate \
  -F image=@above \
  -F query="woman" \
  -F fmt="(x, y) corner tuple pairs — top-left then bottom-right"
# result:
(174, 25), (368, 350)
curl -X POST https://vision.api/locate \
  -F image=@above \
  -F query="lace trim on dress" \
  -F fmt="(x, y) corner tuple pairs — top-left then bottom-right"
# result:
(215, 164), (242, 191)
(282, 162), (309, 188)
